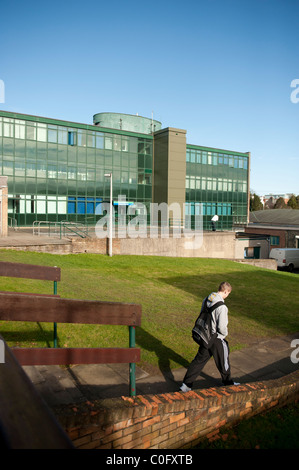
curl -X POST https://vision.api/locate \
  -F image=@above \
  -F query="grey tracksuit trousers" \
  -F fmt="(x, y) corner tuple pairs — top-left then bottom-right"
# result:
(183, 337), (233, 387)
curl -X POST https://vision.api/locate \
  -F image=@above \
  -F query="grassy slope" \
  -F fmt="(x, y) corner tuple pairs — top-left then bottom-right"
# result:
(0, 250), (298, 373)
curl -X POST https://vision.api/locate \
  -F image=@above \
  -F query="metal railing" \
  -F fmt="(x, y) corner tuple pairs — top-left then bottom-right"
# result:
(8, 216), (18, 230)
(32, 221), (89, 239)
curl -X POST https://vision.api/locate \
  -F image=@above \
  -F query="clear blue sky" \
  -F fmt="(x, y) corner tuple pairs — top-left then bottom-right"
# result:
(1, 0), (298, 196)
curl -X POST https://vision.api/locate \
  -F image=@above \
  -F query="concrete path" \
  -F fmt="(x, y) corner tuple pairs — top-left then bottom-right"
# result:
(23, 332), (299, 410)
(0, 229), (71, 247)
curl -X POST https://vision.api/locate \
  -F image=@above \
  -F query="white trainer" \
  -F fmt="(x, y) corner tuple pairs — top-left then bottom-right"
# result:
(180, 383), (192, 392)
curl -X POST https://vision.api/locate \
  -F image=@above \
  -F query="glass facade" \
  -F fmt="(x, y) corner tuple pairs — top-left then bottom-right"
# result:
(185, 145), (249, 230)
(0, 111), (249, 230)
(0, 113), (153, 226)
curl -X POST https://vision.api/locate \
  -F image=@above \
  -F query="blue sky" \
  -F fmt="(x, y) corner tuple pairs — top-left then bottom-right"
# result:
(1, 0), (298, 196)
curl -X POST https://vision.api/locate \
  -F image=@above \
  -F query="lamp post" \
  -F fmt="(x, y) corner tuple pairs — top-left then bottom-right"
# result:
(104, 173), (113, 256)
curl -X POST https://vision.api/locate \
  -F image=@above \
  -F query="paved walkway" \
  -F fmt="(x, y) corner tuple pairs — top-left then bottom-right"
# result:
(23, 333), (299, 409)
(0, 229), (71, 247)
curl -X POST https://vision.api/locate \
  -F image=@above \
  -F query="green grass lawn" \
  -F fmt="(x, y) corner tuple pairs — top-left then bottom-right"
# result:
(0, 250), (298, 373)
(195, 401), (299, 449)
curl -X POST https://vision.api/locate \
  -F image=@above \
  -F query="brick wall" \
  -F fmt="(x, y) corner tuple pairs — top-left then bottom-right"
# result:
(53, 370), (299, 450)
(245, 227), (286, 248)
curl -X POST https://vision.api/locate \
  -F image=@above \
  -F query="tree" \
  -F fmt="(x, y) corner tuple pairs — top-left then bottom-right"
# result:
(264, 196), (275, 209)
(274, 197), (287, 209)
(250, 193), (263, 211)
(287, 194), (298, 209)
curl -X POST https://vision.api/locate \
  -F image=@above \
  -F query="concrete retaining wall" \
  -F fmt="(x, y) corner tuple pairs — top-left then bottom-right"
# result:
(0, 233), (277, 270)
(0, 232), (250, 259)
(54, 370), (299, 449)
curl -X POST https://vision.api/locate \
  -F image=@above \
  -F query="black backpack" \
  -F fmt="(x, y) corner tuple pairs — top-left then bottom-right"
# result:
(192, 298), (224, 348)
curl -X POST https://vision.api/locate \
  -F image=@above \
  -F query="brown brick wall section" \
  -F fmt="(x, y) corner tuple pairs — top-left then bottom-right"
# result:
(245, 227), (286, 248)
(53, 370), (299, 449)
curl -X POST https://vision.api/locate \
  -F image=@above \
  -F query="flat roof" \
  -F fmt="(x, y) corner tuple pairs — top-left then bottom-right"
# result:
(0, 110), (153, 139)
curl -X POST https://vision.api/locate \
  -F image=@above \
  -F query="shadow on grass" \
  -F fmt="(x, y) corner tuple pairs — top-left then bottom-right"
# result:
(157, 270), (299, 334)
(0, 323), (54, 348)
(136, 327), (190, 381)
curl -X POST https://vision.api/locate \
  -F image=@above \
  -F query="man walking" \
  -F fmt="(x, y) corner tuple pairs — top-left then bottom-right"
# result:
(180, 281), (239, 391)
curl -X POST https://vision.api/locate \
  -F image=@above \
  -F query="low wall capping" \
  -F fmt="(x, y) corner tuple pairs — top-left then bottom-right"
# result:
(52, 370), (299, 449)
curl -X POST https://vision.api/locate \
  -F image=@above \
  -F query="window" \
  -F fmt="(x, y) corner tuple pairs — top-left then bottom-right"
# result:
(58, 128), (67, 145)
(270, 236), (280, 246)
(96, 134), (104, 149)
(3, 160), (13, 175)
(68, 197), (76, 214)
(105, 137), (113, 150)
(48, 126), (57, 143)
(15, 120), (25, 139)
(87, 133), (95, 148)
(77, 130), (87, 147)
(3, 119), (14, 137)
(121, 138), (129, 152)
(26, 124), (36, 140)
(37, 124), (47, 142)
(68, 131), (77, 146)
(26, 162), (36, 177)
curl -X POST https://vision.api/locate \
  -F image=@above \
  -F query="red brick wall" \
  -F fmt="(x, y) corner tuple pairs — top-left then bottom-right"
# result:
(245, 227), (286, 248)
(53, 370), (299, 449)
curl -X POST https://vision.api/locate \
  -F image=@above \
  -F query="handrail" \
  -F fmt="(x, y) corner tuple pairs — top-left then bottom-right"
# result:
(32, 221), (89, 238)
(7, 216), (17, 230)
(61, 221), (89, 238)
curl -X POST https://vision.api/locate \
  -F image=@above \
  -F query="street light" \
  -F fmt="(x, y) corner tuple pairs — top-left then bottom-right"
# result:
(104, 173), (113, 256)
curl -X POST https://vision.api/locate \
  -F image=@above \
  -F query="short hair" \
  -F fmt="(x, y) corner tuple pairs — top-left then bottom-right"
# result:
(218, 282), (232, 292)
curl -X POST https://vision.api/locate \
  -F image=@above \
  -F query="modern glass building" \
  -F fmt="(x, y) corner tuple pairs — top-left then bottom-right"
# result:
(0, 110), (250, 231)
(185, 145), (249, 230)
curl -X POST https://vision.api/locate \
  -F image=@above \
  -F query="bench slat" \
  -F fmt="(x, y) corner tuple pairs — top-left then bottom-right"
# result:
(0, 291), (60, 298)
(0, 293), (141, 326)
(13, 347), (140, 365)
(0, 262), (61, 282)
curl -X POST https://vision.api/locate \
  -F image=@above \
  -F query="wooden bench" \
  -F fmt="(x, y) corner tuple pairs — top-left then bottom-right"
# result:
(0, 262), (142, 396)
(0, 261), (61, 347)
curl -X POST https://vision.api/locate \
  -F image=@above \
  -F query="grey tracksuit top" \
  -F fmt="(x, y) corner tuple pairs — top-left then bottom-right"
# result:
(203, 292), (228, 340)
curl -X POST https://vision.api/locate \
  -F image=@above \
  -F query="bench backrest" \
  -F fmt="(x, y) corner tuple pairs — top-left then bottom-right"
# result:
(0, 262), (141, 396)
(0, 292), (141, 326)
(0, 261), (61, 282)
(0, 261), (61, 346)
